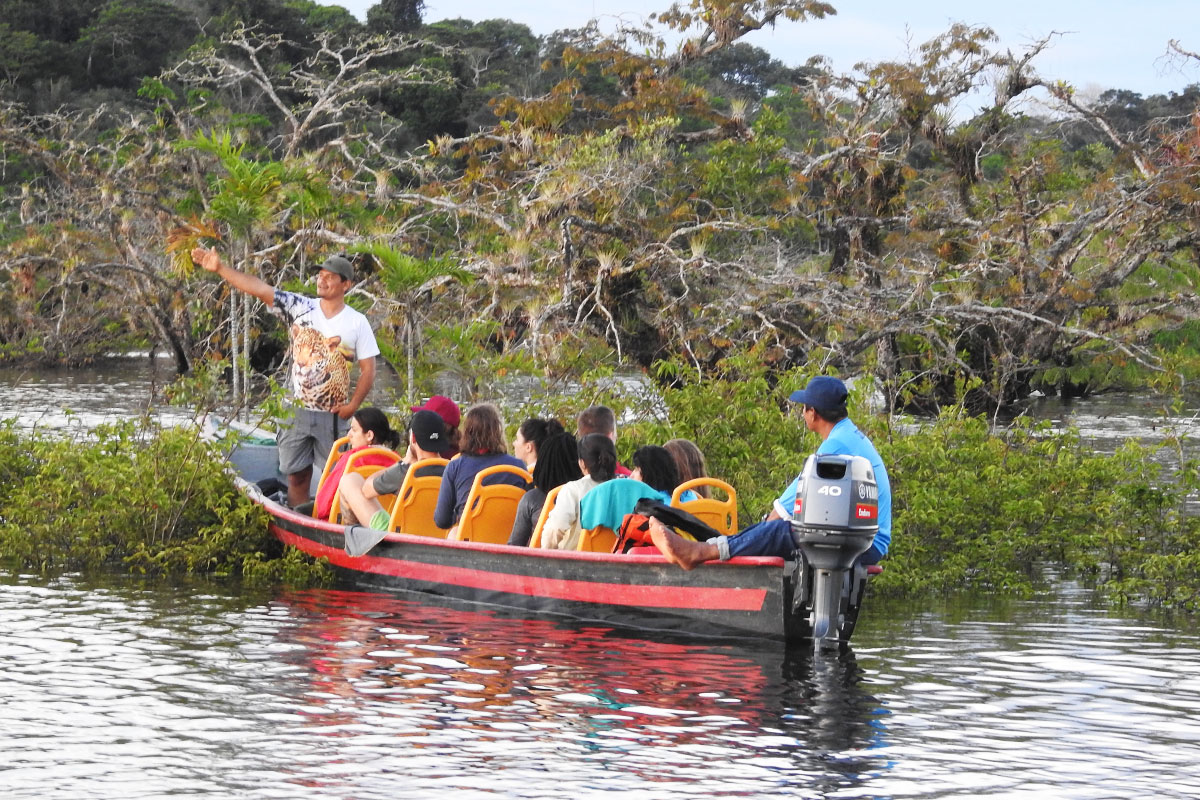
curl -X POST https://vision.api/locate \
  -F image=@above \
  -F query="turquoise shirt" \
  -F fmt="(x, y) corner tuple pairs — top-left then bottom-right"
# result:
(579, 479), (671, 531)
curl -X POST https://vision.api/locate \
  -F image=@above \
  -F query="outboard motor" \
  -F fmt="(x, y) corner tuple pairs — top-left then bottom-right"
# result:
(790, 454), (878, 648)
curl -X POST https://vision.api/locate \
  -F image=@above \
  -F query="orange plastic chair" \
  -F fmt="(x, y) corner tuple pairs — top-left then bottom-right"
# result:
(577, 525), (617, 553)
(671, 477), (738, 536)
(328, 447), (400, 523)
(528, 485), (563, 549)
(452, 464), (532, 545)
(388, 458), (450, 537)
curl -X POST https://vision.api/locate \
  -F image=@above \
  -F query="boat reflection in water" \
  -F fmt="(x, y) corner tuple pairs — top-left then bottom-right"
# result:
(268, 587), (889, 795)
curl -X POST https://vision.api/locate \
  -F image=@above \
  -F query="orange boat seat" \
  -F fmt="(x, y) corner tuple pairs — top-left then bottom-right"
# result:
(315, 435), (351, 499)
(328, 447), (400, 523)
(577, 525), (617, 553)
(670, 477), (738, 536)
(388, 458), (451, 537)
(528, 485), (563, 549)
(452, 464), (532, 545)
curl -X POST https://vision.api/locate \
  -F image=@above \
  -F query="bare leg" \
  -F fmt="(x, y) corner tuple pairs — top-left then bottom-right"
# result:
(648, 517), (720, 570)
(338, 472), (385, 527)
(287, 466), (313, 508)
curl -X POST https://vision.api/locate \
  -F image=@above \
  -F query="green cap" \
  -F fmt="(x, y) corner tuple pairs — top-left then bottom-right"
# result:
(316, 255), (354, 281)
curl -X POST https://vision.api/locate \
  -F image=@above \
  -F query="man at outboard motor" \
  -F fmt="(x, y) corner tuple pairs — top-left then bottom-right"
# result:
(649, 376), (892, 569)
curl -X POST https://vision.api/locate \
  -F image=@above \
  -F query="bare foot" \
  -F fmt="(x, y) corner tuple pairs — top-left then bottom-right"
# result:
(648, 517), (717, 570)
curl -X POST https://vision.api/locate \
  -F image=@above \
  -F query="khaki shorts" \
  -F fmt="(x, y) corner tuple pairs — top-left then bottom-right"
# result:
(277, 407), (347, 476)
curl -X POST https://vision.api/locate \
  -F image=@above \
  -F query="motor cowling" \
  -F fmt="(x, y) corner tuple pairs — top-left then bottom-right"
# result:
(790, 454), (879, 570)
(789, 454), (879, 647)
(793, 453), (879, 534)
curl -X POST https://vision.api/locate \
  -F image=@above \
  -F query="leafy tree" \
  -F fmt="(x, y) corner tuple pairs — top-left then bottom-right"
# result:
(0, 0), (101, 43)
(399, 18), (543, 139)
(0, 23), (57, 86)
(682, 41), (818, 102)
(367, 0), (425, 34)
(75, 0), (194, 89)
(284, 0), (364, 38)
(352, 242), (474, 403)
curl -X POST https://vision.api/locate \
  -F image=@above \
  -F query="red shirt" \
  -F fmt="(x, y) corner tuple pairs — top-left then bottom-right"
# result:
(315, 445), (397, 520)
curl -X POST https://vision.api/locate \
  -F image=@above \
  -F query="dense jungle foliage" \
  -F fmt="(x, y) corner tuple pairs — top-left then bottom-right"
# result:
(2, 0), (1199, 413)
(2, 0), (1199, 607)
(0, 417), (330, 584)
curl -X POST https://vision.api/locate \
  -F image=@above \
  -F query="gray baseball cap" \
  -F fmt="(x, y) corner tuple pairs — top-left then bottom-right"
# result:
(315, 255), (354, 281)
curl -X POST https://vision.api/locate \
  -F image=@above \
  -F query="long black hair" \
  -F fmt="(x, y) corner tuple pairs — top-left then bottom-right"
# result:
(577, 433), (617, 483)
(631, 445), (680, 495)
(532, 432), (583, 493)
(353, 407), (401, 449)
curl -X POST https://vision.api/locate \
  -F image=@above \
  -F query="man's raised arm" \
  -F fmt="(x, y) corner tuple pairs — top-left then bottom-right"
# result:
(192, 247), (276, 307)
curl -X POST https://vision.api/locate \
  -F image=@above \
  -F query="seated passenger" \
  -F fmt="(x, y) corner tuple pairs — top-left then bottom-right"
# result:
(508, 432), (583, 547)
(512, 417), (566, 472)
(539, 433), (616, 550)
(433, 403), (529, 531)
(314, 407), (401, 521)
(649, 376), (891, 570)
(337, 409), (449, 530)
(576, 404), (632, 477)
(579, 444), (683, 532)
(664, 438), (709, 498)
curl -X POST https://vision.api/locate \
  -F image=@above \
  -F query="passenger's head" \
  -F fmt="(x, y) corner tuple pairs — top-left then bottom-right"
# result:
(532, 432), (583, 493)
(412, 395), (461, 454)
(350, 407), (401, 450)
(630, 445), (681, 495)
(577, 432), (617, 482)
(664, 438), (709, 498)
(460, 402), (507, 455)
(576, 405), (617, 441)
(408, 409), (448, 457)
(788, 376), (849, 424)
(514, 417), (566, 467)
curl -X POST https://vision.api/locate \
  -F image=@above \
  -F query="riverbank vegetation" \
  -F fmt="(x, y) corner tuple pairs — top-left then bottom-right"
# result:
(1, 371), (1195, 611)
(621, 355), (1200, 611)
(1, 1), (1199, 608)
(0, 417), (330, 585)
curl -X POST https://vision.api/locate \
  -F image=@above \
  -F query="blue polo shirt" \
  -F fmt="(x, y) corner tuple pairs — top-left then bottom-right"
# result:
(772, 418), (892, 556)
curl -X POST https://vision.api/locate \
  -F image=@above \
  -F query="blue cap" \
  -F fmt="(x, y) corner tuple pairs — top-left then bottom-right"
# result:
(789, 376), (848, 409)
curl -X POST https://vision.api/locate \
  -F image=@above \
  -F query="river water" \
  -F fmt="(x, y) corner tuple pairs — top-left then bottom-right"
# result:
(2, 360), (1199, 799)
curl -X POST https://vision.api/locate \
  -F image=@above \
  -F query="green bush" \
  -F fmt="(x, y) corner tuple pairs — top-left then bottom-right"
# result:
(621, 354), (1200, 609)
(0, 417), (330, 586)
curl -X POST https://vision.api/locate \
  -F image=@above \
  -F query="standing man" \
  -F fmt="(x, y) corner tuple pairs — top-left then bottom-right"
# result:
(192, 247), (379, 507)
(650, 376), (892, 569)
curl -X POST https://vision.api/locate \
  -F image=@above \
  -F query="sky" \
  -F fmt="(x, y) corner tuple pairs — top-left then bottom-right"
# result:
(328, 0), (1200, 110)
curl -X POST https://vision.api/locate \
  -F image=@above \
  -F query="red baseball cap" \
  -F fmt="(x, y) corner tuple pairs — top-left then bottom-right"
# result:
(411, 395), (460, 429)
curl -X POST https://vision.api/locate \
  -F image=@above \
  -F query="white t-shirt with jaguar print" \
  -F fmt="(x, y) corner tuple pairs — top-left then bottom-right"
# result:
(272, 290), (380, 412)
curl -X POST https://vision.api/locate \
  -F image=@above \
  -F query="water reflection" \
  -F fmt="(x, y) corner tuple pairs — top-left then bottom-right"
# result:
(4, 574), (1200, 798)
(270, 589), (886, 798)
(855, 587), (1200, 799)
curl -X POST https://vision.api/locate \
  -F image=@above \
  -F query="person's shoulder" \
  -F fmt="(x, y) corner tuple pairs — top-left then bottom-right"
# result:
(338, 302), (371, 323)
(415, 461), (445, 477)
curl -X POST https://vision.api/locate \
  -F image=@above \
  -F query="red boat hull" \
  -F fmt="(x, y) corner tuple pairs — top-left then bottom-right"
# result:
(259, 494), (803, 640)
